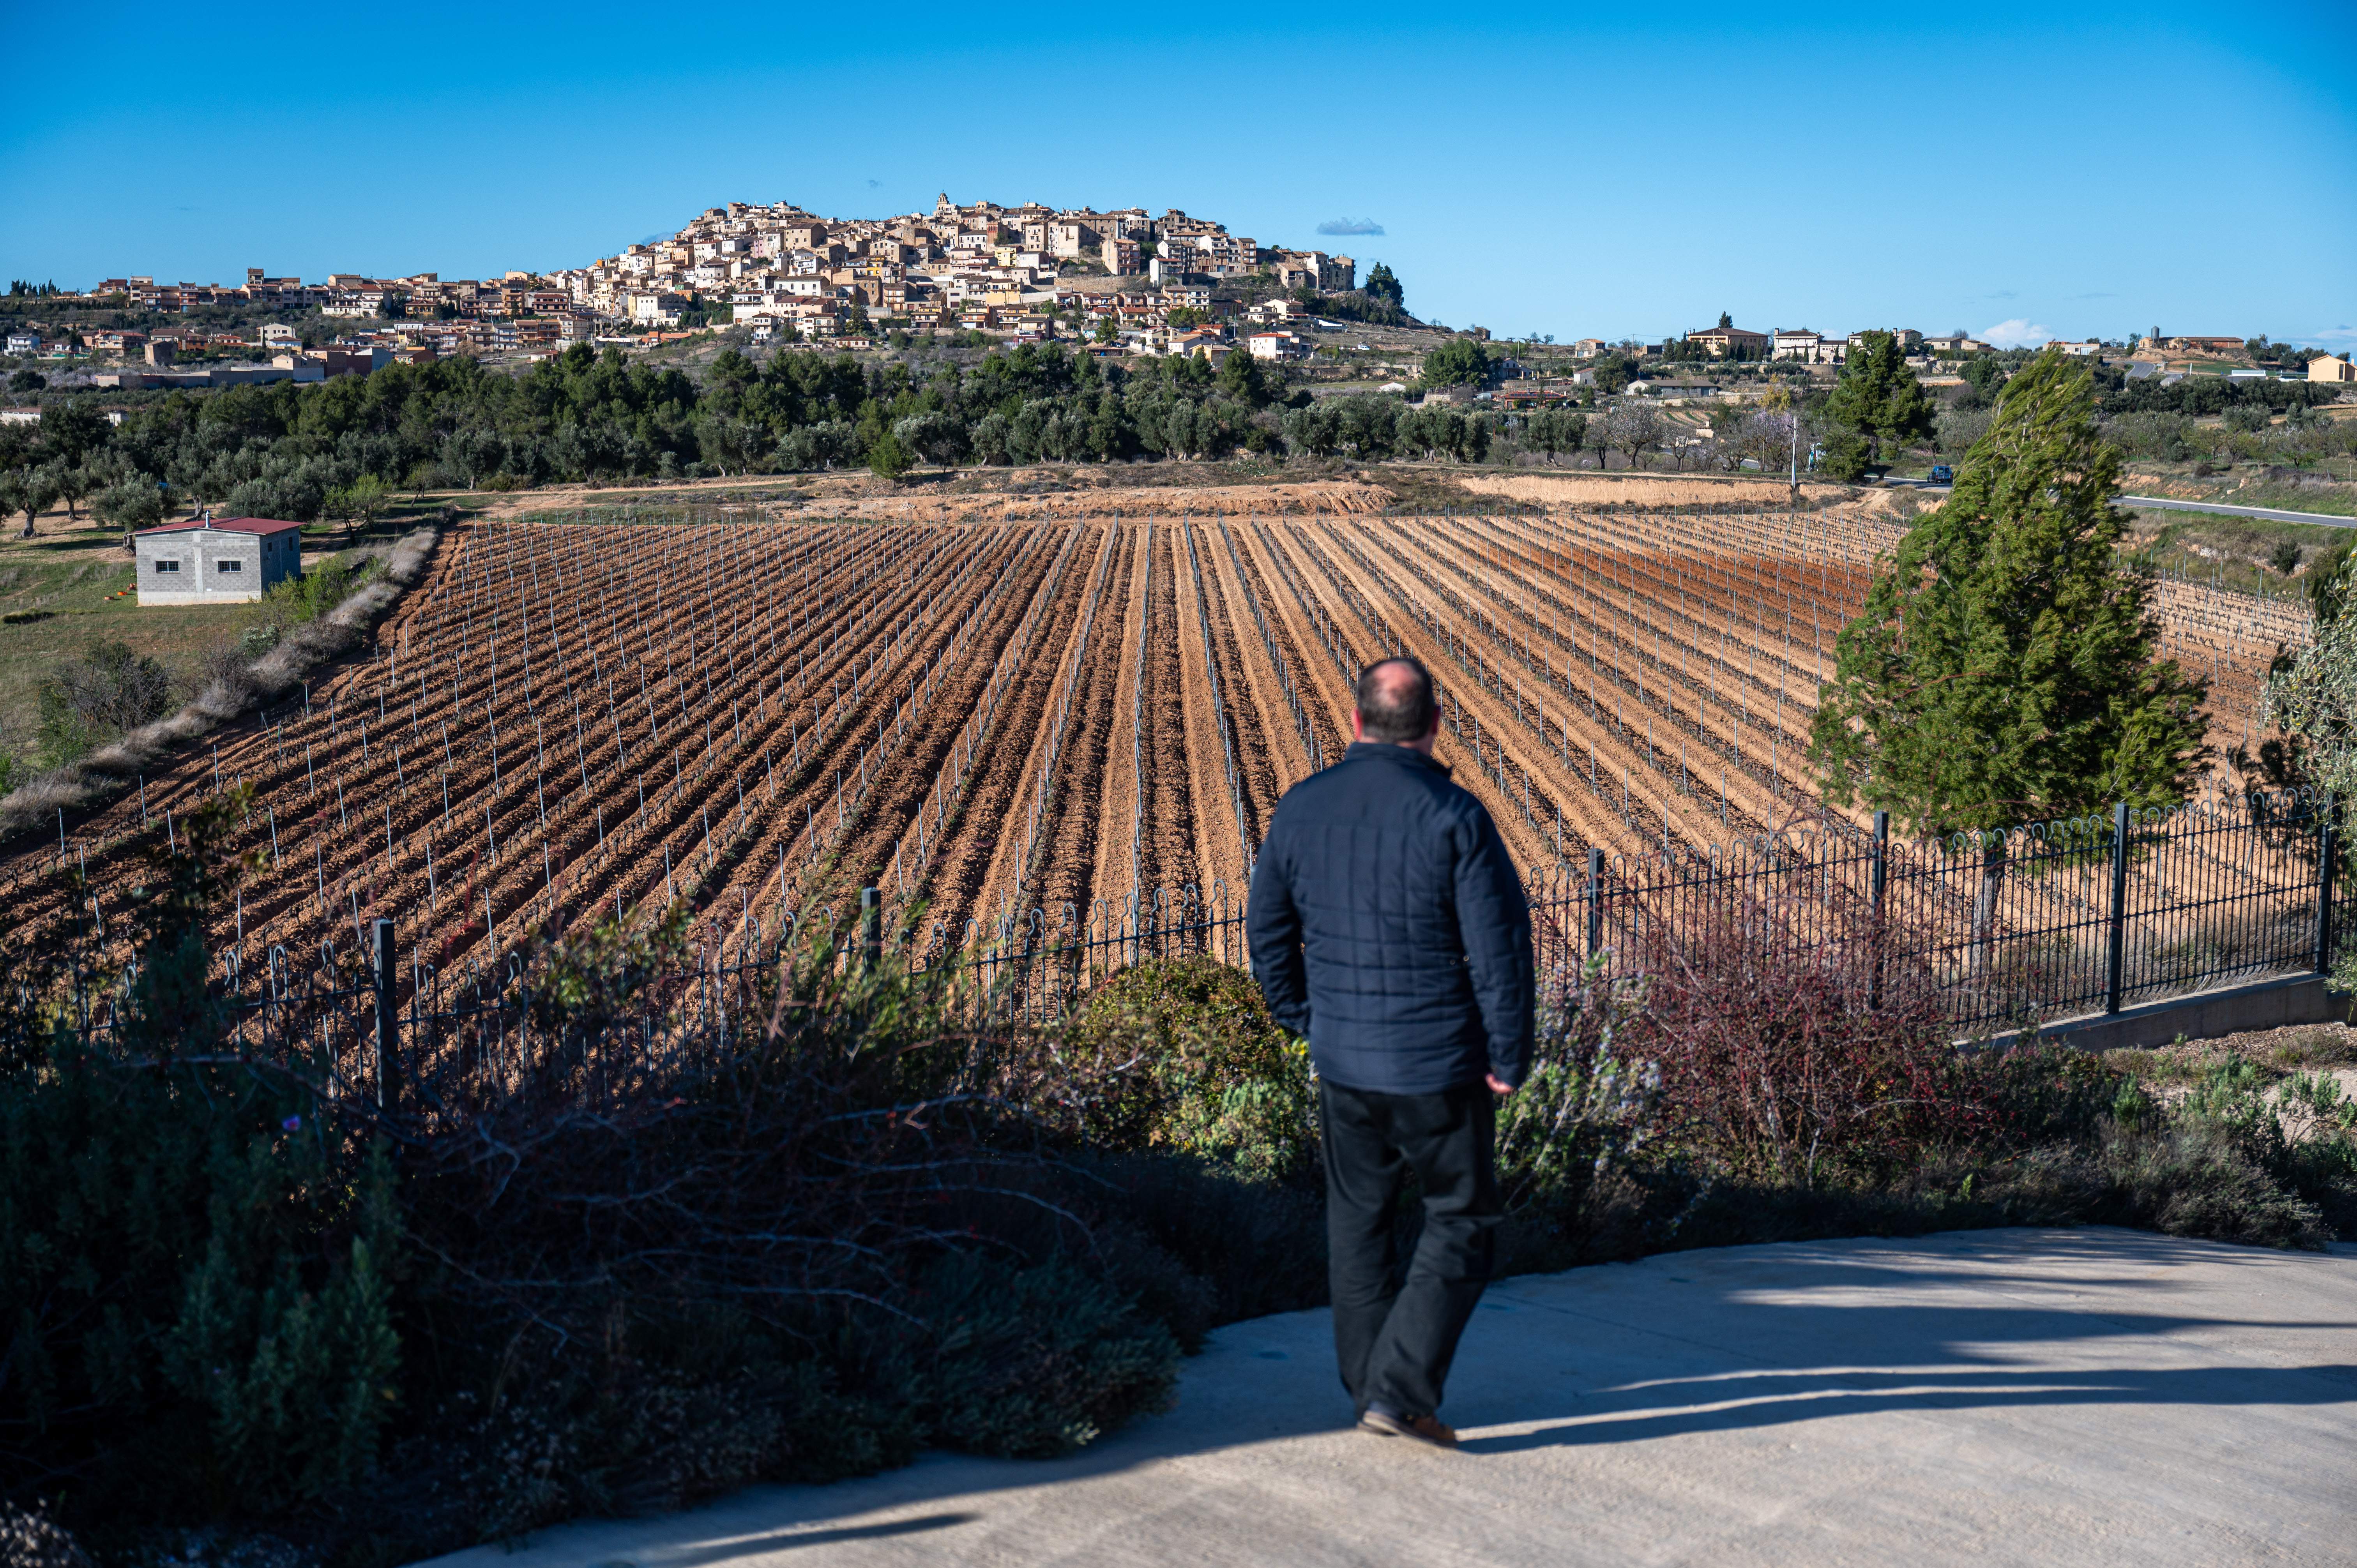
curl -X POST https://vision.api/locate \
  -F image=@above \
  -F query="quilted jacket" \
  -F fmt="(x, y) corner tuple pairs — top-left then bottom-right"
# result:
(1246, 742), (1533, 1094)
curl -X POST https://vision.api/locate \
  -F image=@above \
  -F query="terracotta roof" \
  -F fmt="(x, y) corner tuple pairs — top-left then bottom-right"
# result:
(135, 516), (307, 539)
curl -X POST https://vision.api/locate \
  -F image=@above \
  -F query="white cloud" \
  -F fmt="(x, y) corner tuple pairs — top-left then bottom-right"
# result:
(1317, 217), (1384, 236)
(1980, 318), (2055, 349)
(2307, 324), (2357, 348)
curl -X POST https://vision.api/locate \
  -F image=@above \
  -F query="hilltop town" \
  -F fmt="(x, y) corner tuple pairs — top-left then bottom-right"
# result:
(0, 194), (1393, 382)
(4, 189), (2352, 413)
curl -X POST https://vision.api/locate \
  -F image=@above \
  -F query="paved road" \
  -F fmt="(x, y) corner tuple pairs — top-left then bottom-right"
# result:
(2118, 495), (2357, 528)
(1888, 486), (2354, 529)
(418, 1228), (2357, 1568)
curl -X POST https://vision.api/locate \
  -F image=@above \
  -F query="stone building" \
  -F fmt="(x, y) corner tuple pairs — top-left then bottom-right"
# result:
(134, 515), (305, 606)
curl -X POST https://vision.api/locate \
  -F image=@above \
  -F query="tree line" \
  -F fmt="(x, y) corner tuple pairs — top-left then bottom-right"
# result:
(0, 338), (1556, 530)
(0, 342), (1351, 527)
(2, 329), (2348, 536)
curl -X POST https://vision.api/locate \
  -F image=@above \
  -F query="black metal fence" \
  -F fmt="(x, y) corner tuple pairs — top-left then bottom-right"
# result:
(58, 789), (2346, 1112)
(882, 788), (2349, 1033)
(1561, 789), (2342, 1031)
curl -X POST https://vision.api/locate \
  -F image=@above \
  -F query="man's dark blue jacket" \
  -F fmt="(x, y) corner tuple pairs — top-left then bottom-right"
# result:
(1246, 741), (1533, 1095)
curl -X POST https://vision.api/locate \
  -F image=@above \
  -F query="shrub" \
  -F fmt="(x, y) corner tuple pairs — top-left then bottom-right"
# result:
(184, 633), (266, 707)
(917, 1252), (1179, 1457)
(1059, 956), (1316, 1179)
(865, 429), (915, 482)
(2152, 1054), (2357, 1238)
(442, 1333), (917, 1542)
(263, 553), (376, 629)
(1495, 952), (1661, 1219)
(0, 809), (1192, 1552)
(0, 797), (398, 1518)
(34, 640), (172, 764)
(1064, 1151), (1328, 1348)
(0, 865), (399, 1524)
(2099, 1118), (2328, 1248)
(12, 796), (2355, 1556)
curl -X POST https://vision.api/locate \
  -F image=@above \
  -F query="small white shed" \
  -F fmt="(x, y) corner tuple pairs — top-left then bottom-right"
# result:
(134, 515), (306, 606)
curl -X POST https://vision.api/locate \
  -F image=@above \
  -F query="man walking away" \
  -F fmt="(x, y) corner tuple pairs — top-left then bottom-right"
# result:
(1246, 656), (1533, 1449)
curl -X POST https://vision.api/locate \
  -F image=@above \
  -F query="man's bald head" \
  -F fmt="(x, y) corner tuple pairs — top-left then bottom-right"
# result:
(1354, 656), (1438, 745)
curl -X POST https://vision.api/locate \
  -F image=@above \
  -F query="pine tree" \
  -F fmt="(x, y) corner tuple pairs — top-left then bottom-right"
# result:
(1811, 349), (2210, 953)
(1819, 330), (1935, 479)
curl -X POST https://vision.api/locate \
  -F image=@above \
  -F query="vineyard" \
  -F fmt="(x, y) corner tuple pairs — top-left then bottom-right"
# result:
(5, 501), (2301, 1011)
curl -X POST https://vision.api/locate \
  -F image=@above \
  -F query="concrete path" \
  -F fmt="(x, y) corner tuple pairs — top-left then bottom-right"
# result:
(418, 1228), (2357, 1568)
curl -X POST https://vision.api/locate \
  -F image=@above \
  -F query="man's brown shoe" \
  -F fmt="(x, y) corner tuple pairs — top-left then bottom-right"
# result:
(1358, 1408), (1458, 1448)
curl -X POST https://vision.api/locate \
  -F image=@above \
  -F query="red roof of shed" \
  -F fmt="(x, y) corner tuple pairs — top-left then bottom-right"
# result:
(136, 516), (307, 539)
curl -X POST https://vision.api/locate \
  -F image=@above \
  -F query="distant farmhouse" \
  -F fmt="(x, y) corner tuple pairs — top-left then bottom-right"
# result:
(134, 516), (303, 606)
(1685, 322), (1771, 358)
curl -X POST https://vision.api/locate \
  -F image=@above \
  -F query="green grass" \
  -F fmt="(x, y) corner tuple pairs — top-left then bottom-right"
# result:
(0, 521), (376, 763)
(2119, 513), (2354, 598)
(2214, 484), (2357, 519)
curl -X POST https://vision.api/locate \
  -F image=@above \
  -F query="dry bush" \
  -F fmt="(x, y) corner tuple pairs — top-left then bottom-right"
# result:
(1618, 881), (1999, 1182)
(0, 1500), (91, 1568)
(377, 925), (1185, 1542)
(179, 635), (263, 712)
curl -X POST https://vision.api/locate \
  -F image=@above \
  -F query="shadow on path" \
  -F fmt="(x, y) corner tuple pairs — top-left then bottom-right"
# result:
(417, 1227), (2357, 1568)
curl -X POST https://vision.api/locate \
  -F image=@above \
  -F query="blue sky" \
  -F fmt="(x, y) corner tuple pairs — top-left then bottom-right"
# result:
(7, 2), (2352, 349)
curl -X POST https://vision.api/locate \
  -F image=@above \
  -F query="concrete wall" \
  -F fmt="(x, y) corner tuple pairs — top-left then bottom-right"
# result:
(136, 528), (300, 606)
(2037, 971), (2354, 1052)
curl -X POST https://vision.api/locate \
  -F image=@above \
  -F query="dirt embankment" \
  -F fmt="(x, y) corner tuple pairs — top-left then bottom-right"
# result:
(472, 474), (1396, 525)
(1457, 473), (1854, 509)
(792, 481), (1393, 524)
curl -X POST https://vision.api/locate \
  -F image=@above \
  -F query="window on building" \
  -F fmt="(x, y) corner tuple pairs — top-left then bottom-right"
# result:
(155, 558), (181, 573)
(218, 559), (243, 573)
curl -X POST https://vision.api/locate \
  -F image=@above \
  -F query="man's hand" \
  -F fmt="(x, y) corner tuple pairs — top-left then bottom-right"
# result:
(1486, 1073), (1515, 1096)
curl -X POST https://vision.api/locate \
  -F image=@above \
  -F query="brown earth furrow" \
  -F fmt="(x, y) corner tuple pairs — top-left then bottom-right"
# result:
(1210, 520), (1341, 777)
(1086, 522), (1153, 920)
(1382, 519), (1790, 838)
(1187, 523), (1290, 846)
(1173, 522), (1251, 900)
(12, 503), (2290, 995)
(1325, 521), (1696, 863)
(960, 525), (1119, 924)
(1139, 523), (1212, 903)
(1025, 526), (1138, 920)
(1239, 523), (1358, 761)
(1419, 512), (1835, 825)
(918, 524), (1100, 944)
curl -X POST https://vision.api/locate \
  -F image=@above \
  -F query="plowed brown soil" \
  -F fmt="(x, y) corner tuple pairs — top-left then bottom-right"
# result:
(10, 500), (2287, 990)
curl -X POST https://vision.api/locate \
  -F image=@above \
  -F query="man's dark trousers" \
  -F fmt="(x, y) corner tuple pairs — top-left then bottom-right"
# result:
(1320, 1077), (1502, 1421)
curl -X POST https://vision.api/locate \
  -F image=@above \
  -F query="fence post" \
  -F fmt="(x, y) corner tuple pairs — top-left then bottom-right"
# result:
(1869, 810), (1889, 1010)
(1585, 847), (1604, 961)
(2105, 801), (2130, 1016)
(860, 886), (882, 973)
(2316, 794), (2338, 977)
(371, 916), (400, 1114)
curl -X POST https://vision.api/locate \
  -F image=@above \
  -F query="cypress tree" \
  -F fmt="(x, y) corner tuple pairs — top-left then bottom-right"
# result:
(1811, 349), (2210, 952)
